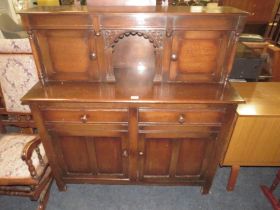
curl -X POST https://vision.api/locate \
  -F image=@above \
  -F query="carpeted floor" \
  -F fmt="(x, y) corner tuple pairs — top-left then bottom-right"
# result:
(0, 167), (277, 210)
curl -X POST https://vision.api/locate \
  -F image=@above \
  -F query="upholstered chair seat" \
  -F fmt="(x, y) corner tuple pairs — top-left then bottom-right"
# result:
(0, 134), (52, 210)
(0, 134), (47, 185)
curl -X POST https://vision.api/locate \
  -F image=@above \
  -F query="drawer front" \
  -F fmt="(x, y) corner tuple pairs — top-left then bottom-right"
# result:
(28, 14), (91, 29)
(100, 14), (165, 29)
(173, 16), (238, 30)
(139, 108), (224, 125)
(42, 109), (128, 123)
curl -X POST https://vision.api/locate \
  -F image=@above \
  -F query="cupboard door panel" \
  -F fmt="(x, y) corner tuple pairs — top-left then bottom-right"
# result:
(176, 138), (209, 176)
(144, 139), (172, 176)
(36, 30), (99, 81)
(59, 136), (92, 174)
(51, 133), (128, 179)
(139, 132), (215, 182)
(95, 137), (123, 174)
(178, 40), (219, 74)
(169, 31), (230, 82)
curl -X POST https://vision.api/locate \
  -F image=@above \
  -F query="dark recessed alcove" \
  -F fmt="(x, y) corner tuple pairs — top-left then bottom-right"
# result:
(112, 34), (156, 86)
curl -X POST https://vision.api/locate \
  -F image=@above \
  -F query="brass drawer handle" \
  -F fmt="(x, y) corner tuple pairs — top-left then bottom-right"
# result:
(171, 53), (177, 61)
(95, 31), (101, 36)
(178, 114), (185, 124)
(80, 114), (88, 123)
(139, 151), (144, 156)
(90, 53), (97, 60)
(166, 30), (173, 37)
(122, 150), (128, 158)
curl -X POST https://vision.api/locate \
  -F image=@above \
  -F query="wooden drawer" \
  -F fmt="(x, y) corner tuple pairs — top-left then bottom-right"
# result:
(28, 14), (91, 29)
(173, 16), (238, 30)
(100, 14), (165, 29)
(42, 109), (128, 123)
(139, 108), (224, 125)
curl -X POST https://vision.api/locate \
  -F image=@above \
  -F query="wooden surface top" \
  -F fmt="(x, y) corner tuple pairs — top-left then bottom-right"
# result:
(231, 82), (280, 116)
(18, 5), (248, 15)
(22, 82), (243, 104)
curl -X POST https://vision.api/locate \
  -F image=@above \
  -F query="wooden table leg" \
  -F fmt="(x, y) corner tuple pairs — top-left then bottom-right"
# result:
(227, 165), (240, 191)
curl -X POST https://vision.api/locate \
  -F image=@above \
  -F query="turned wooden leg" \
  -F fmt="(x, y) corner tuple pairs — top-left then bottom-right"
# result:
(37, 178), (53, 210)
(261, 169), (280, 210)
(227, 165), (240, 191)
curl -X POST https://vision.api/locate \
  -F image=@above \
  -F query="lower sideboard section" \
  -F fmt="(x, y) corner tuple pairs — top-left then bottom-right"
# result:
(31, 103), (237, 194)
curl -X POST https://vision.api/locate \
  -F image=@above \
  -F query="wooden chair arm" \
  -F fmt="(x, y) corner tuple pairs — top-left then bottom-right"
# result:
(21, 136), (45, 178)
(21, 136), (41, 160)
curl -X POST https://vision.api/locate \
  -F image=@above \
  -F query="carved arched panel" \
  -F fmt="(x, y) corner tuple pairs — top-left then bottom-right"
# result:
(102, 30), (164, 82)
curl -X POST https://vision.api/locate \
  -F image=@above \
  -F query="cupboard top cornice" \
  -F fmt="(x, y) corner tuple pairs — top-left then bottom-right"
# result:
(18, 5), (248, 16)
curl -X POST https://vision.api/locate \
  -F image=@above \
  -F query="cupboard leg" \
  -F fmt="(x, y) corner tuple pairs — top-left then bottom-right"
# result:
(201, 185), (210, 195)
(227, 165), (240, 191)
(55, 180), (67, 192)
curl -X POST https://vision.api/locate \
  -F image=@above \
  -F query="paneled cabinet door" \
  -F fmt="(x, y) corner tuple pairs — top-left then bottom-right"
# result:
(169, 31), (230, 83)
(49, 132), (129, 180)
(35, 29), (100, 81)
(138, 131), (216, 183)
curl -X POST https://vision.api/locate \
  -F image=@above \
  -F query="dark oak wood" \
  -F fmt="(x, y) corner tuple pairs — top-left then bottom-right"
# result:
(169, 30), (231, 82)
(87, 0), (157, 6)
(34, 29), (100, 81)
(19, 6), (247, 194)
(30, 104), (66, 191)
(128, 108), (138, 182)
(19, 6), (247, 83)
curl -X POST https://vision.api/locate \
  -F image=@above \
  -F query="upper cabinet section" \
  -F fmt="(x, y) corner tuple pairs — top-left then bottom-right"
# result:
(19, 6), (248, 83)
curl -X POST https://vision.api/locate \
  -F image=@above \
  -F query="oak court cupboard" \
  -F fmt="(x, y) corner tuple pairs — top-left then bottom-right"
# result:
(18, 5), (248, 194)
